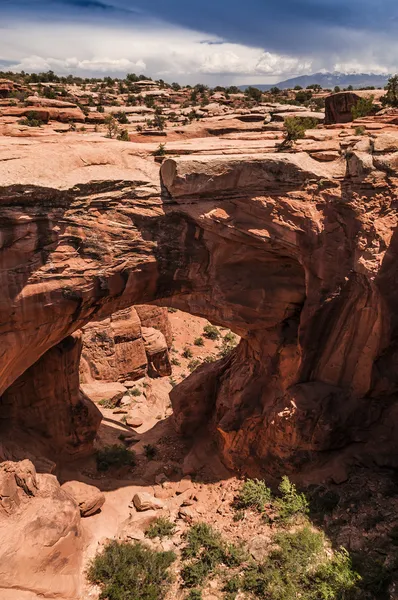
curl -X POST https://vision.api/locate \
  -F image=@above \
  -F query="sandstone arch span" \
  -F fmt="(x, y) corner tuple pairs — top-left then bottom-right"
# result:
(1, 138), (398, 474)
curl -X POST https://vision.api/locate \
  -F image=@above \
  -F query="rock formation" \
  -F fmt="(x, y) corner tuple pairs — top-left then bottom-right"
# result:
(0, 460), (82, 598)
(80, 306), (172, 383)
(1, 134), (398, 475)
(324, 91), (361, 124)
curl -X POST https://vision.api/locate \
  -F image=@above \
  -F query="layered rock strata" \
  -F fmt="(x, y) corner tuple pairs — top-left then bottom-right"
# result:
(1, 136), (398, 472)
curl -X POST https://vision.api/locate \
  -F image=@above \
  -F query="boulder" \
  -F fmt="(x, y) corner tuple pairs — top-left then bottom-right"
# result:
(0, 460), (82, 598)
(132, 492), (164, 511)
(61, 480), (105, 517)
(325, 91), (361, 124)
(80, 381), (127, 405)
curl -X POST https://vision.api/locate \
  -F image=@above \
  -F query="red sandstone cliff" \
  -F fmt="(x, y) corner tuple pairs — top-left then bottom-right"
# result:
(1, 134), (398, 475)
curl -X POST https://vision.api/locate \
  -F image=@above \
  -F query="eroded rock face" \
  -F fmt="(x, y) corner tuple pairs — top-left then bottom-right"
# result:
(1, 136), (398, 473)
(0, 332), (101, 459)
(324, 91), (360, 124)
(80, 306), (171, 383)
(0, 460), (82, 598)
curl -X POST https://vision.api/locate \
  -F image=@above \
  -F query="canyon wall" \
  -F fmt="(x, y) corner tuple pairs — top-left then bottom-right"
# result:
(1, 136), (398, 472)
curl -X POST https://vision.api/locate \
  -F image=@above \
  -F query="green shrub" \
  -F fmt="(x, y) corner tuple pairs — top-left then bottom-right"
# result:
(181, 523), (244, 588)
(153, 143), (167, 157)
(235, 479), (272, 512)
(19, 111), (43, 127)
(354, 126), (366, 136)
(115, 110), (128, 124)
(146, 517), (176, 539)
(88, 539), (176, 600)
(128, 387), (141, 397)
(194, 337), (204, 346)
(167, 307), (178, 313)
(242, 526), (359, 600)
(171, 357), (181, 366)
(182, 347), (193, 359)
(382, 74), (398, 107)
(218, 333), (238, 358)
(188, 358), (201, 372)
(203, 355), (217, 363)
(117, 128), (129, 141)
(279, 116), (318, 151)
(186, 590), (203, 600)
(144, 444), (158, 460)
(203, 324), (220, 340)
(351, 95), (374, 120)
(96, 445), (136, 472)
(274, 476), (309, 522)
(98, 397), (117, 409)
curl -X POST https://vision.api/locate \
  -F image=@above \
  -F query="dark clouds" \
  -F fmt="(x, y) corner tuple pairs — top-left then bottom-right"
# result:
(3, 0), (398, 80)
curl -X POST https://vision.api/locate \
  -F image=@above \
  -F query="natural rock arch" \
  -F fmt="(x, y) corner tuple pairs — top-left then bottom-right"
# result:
(1, 142), (398, 474)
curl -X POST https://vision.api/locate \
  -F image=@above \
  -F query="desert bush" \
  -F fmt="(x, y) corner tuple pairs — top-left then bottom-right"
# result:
(115, 110), (128, 124)
(98, 397), (117, 409)
(194, 337), (204, 346)
(144, 444), (158, 460)
(218, 332), (238, 358)
(203, 324), (220, 340)
(351, 95), (374, 119)
(104, 114), (119, 138)
(117, 128), (129, 141)
(181, 523), (245, 588)
(355, 126), (366, 136)
(235, 479), (272, 512)
(274, 476), (309, 523)
(382, 74), (398, 107)
(153, 142), (167, 156)
(19, 111), (43, 127)
(171, 357), (181, 366)
(182, 347), (193, 359)
(128, 387), (141, 397)
(242, 526), (359, 600)
(146, 517), (176, 539)
(188, 359), (201, 372)
(96, 445), (136, 472)
(186, 590), (203, 600)
(88, 539), (176, 600)
(284, 116), (317, 143)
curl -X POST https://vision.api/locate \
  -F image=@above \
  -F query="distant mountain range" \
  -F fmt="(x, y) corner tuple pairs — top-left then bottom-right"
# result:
(239, 72), (391, 91)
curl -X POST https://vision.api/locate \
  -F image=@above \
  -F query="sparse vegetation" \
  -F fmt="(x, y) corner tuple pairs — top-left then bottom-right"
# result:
(146, 517), (176, 539)
(355, 125), (366, 135)
(351, 95), (374, 119)
(203, 324), (220, 340)
(96, 445), (136, 471)
(182, 347), (193, 359)
(274, 475), (309, 523)
(181, 523), (245, 588)
(19, 111), (43, 127)
(88, 539), (176, 600)
(144, 444), (158, 460)
(104, 114), (119, 138)
(153, 143), (167, 157)
(98, 397), (117, 409)
(128, 387), (141, 397)
(382, 74), (398, 107)
(188, 358), (201, 372)
(194, 337), (204, 346)
(235, 479), (272, 512)
(117, 128), (129, 141)
(278, 116), (318, 150)
(241, 526), (359, 600)
(171, 357), (181, 366)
